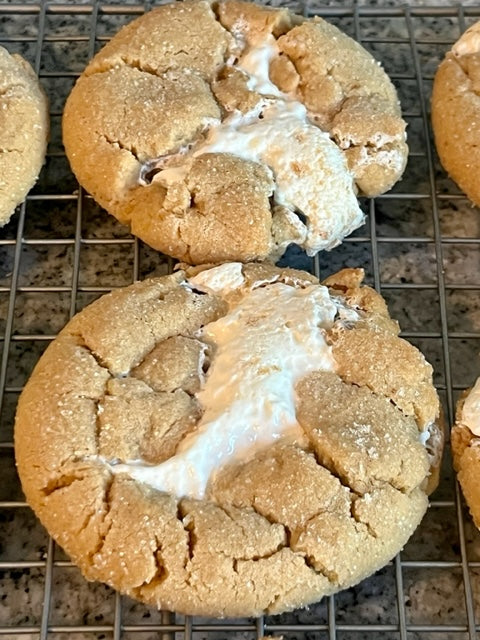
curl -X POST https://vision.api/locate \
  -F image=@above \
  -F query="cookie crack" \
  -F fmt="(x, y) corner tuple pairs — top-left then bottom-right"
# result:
(41, 469), (114, 566)
(247, 498), (288, 529)
(87, 477), (115, 564)
(177, 502), (197, 566)
(308, 445), (364, 499)
(85, 58), (168, 80)
(244, 497), (346, 582)
(347, 375), (429, 437)
(39, 450), (107, 496)
(326, 331), (432, 429)
(129, 353), (207, 401)
(216, 503), (289, 557)
(371, 460), (409, 497)
(141, 534), (170, 588)
(118, 55), (164, 78)
(176, 222), (193, 262)
(300, 549), (339, 585)
(349, 495), (379, 539)
(41, 468), (86, 498)
(309, 428), (419, 504)
(99, 132), (141, 164)
(121, 56), (208, 81)
(0, 147), (22, 154)
(0, 83), (29, 98)
(264, 556), (334, 614)
(67, 331), (116, 378)
(282, 53), (347, 128)
(286, 501), (377, 582)
(230, 540), (286, 565)
(209, 2), (223, 24)
(453, 55), (480, 95)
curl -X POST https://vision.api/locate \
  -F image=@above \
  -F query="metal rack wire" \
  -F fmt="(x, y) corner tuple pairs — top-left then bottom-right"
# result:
(1, 1), (480, 638)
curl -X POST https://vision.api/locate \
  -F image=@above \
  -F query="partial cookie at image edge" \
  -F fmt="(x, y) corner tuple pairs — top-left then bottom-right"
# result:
(431, 20), (480, 207)
(452, 378), (480, 528)
(0, 46), (49, 227)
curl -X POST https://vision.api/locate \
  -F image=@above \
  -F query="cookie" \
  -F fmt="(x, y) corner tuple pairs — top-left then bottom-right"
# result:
(432, 21), (480, 206)
(15, 264), (442, 617)
(452, 378), (480, 526)
(62, 0), (408, 264)
(0, 46), (49, 226)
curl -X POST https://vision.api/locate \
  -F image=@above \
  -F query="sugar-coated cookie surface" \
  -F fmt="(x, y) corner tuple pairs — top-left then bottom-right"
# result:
(432, 21), (480, 206)
(452, 378), (480, 527)
(0, 46), (49, 226)
(63, 0), (408, 264)
(15, 265), (443, 618)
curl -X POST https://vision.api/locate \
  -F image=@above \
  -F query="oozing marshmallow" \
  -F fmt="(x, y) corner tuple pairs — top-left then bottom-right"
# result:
(193, 100), (363, 254)
(110, 264), (359, 499)
(187, 261), (245, 296)
(152, 36), (364, 254)
(236, 37), (284, 97)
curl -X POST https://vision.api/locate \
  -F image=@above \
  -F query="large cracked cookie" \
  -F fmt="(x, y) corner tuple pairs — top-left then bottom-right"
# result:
(0, 46), (49, 227)
(432, 21), (480, 206)
(63, 0), (408, 264)
(15, 264), (443, 617)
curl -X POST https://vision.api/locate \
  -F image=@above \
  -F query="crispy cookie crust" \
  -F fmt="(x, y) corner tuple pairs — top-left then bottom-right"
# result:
(0, 46), (49, 226)
(432, 21), (480, 206)
(62, 0), (407, 264)
(15, 266), (442, 618)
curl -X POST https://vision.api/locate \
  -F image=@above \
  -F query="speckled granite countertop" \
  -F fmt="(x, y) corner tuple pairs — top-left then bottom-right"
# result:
(1, 1), (480, 639)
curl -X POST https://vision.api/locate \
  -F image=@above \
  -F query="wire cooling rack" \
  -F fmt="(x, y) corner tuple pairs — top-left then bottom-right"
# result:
(1, 1), (480, 639)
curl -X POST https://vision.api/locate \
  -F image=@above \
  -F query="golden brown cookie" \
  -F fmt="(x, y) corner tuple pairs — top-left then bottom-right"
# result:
(452, 378), (480, 526)
(63, 0), (408, 264)
(0, 46), (49, 226)
(432, 21), (480, 206)
(15, 264), (442, 617)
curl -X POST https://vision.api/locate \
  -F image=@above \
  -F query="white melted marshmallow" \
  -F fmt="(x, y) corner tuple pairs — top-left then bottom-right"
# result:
(111, 264), (358, 499)
(236, 38), (284, 97)
(189, 262), (245, 296)
(193, 100), (363, 254)
(419, 429), (430, 446)
(461, 377), (480, 436)
(152, 36), (364, 254)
